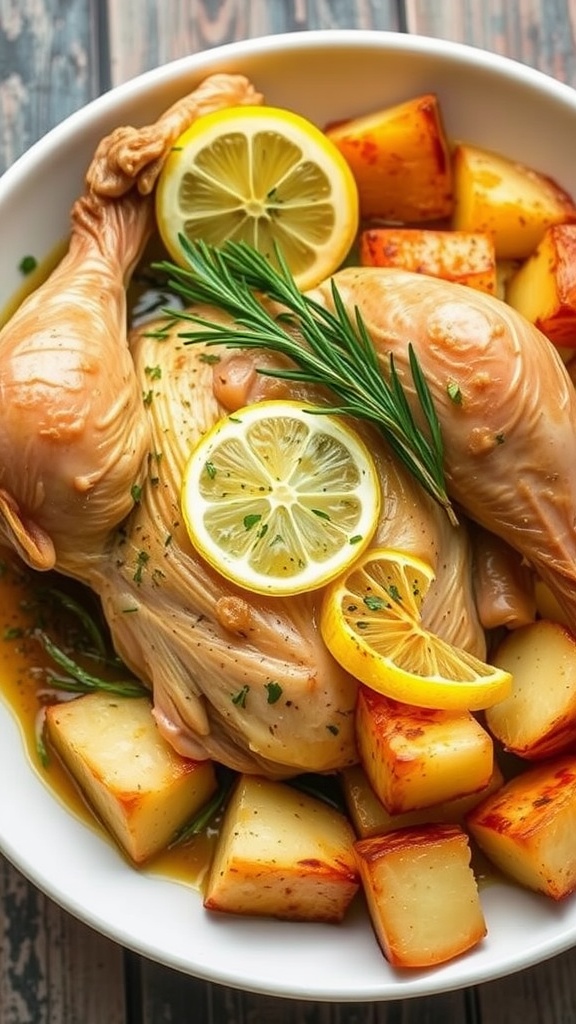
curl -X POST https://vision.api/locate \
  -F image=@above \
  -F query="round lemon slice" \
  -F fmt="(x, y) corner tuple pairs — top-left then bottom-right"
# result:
(155, 104), (359, 291)
(320, 548), (512, 711)
(181, 401), (381, 596)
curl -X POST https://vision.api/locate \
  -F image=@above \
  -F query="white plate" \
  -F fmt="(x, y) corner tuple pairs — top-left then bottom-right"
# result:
(1, 30), (576, 1001)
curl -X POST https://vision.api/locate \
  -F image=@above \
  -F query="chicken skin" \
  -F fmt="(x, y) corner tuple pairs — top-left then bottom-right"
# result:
(0, 73), (262, 578)
(2, 75), (576, 776)
(80, 321), (483, 774)
(311, 266), (576, 630)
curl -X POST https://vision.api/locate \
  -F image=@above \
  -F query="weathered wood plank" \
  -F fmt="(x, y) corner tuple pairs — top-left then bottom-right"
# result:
(135, 959), (469, 1024)
(0, 859), (126, 1024)
(475, 947), (576, 1023)
(106, 0), (401, 86)
(405, 0), (576, 87)
(0, 0), (102, 174)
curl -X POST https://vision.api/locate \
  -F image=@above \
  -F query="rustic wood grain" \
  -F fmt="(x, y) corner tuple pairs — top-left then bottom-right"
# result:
(0, 0), (102, 173)
(135, 960), (470, 1024)
(405, 0), (576, 87)
(106, 0), (401, 86)
(0, 860), (126, 1024)
(475, 947), (576, 1023)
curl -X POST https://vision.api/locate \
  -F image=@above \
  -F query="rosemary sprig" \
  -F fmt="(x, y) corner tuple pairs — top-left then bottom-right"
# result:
(152, 237), (456, 524)
(169, 768), (236, 848)
(42, 587), (107, 657)
(36, 630), (148, 698)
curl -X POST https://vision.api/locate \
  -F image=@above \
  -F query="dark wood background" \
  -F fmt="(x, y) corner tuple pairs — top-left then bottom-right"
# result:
(1, 2), (576, 1021)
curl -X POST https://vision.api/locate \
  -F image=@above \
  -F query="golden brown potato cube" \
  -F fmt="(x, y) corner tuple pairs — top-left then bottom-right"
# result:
(203, 775), (359, 922)
(487, 619), (576, 759)
(341, 763), (504, 839)
(451, 143), (576, 259)
(467, 754), (576, 899)
(47, 693), (217, 863)
(506, 224), (576, 346)
(325, 94), (453, 222)
(356, 687), (493, 814)
(359, 227), (496, 293)
(355, 824), (486, 968)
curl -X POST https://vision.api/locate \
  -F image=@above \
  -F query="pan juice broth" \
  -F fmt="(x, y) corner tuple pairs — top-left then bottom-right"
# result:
(0, 238), (215, 888)
(0, 552), (214, 887)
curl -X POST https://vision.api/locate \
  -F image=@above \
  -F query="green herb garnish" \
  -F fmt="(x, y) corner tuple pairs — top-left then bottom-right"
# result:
(36, 630), (147, 698)
(153, 238), (455, 524)
(170, 769), (236, 848)
(19, 255), (37, 275)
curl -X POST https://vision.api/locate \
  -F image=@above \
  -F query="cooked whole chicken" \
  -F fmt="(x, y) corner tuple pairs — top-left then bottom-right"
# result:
(83, 321), (484, 774)
(1, 73), (574, 776)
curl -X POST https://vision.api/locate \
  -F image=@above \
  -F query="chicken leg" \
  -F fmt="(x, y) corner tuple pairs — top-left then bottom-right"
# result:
(0, 74), (262, 578)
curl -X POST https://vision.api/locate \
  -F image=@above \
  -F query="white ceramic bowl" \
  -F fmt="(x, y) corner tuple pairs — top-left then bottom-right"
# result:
(1, 29), (576, 1002)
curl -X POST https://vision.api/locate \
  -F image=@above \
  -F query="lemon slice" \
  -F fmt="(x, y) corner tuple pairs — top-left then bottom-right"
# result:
(181, 401), (381, 596)
(320, 548), (513, 711)
(155, 104), (359, 290)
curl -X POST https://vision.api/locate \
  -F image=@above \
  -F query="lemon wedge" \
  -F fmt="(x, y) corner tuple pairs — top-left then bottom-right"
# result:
(320, 548), (513, 711)
(181, 401), (381, 596)
(155, 104), (359, 290)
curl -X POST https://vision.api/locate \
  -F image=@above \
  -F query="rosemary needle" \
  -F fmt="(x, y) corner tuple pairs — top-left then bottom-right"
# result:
(35, 630), (148, 698)
(152, 237), (456, 524)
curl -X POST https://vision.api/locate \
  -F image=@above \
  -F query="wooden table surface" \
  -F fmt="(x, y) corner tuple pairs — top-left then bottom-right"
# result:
(2, 1), (576, 1021)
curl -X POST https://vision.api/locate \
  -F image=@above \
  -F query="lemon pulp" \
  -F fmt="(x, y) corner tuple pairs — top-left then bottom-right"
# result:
(321, 548), (513, 711)
(155, 105), (359, 290)
(181, 401), (381, 596)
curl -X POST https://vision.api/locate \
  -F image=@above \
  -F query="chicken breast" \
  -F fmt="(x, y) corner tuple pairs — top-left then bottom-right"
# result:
(310, 267), (576, 632)
(83, 318), (483, 775)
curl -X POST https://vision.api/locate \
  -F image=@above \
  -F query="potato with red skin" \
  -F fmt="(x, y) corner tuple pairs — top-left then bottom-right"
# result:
(467, 755), (576, 899)
(359, 227), (497, 294)
(354, 823), (486, 968)
(325, 94), (453, 222)
(341, 762), (504, 839)
(355, 686), (494, 815)
(487, 619), (576, 759)
(203, 775), (359, 922)
(506, 224), (576, 346)
(451, 143), (576, 259)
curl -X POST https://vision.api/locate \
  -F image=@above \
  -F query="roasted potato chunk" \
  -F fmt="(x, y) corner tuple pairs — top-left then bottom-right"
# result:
(451, 143), (576, 259)
(325, 93), (453, 222)
(46, 693), (217, 863)
(506, 224), (576, 346)
(341, 762), (504, 839)
(467, 754), (576, 899)
(487, 619), (576, 759)
(356, 687), (493, 814)
(204, 775), (359, 922)
(355, 824), (486, 968)
(359, 227), (496, 293)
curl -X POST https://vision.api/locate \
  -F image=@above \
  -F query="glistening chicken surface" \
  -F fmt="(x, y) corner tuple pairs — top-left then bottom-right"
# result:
(0, 71), (572, 778)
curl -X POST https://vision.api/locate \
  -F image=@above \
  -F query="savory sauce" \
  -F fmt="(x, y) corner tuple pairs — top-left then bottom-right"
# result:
(0, 550), (214, 888)
(0, 241), (67, 329)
